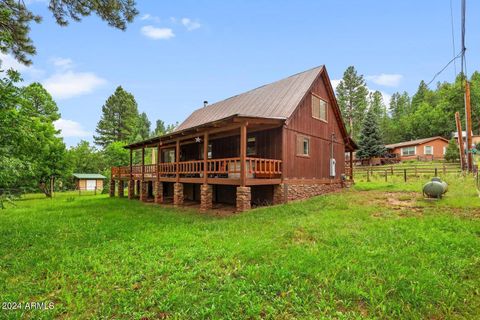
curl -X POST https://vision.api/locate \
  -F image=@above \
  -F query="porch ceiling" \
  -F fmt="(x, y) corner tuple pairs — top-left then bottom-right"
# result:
(125, 115), (284, 150)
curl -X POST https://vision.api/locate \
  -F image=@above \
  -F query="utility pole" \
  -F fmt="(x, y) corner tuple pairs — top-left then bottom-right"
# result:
(455, 112), (466, 170)
(465, 80), (473, 171)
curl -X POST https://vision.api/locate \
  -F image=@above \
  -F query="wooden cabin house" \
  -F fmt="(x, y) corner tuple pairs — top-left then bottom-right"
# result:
(385, 136), (449, 161)
(110, 66), (357, 211)
(73, 173), (106, 192)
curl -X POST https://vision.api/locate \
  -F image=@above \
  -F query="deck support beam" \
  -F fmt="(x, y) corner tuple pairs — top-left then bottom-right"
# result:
(109, 179), (115, 197)
(236, 186), (251, 212)
(118, 180), (124, 197)
(349, 151), (354, 180)
(200, 184), (212, 211)
(140, 181), (148, 202)
(155, 181), (164, 204)
(128, 180), (135, 199)
(173, 182), (184, 206)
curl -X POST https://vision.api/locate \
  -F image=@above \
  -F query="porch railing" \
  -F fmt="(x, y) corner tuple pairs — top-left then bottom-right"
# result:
(111, 157), (282, 180)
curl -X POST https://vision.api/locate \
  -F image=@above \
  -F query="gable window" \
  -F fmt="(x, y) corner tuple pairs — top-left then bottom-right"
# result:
(312, 94), (327, 122)
(296, 135), (310, 156)
(424, 145), (433, 155)
(401, 146), (415, 156)
(247, 137), (256, 156)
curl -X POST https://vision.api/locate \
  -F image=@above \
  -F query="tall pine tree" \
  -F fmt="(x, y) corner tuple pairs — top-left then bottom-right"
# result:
(336, 66), (369, 140)
(94, 86), (139, 147)
(356, 108), (386, 160)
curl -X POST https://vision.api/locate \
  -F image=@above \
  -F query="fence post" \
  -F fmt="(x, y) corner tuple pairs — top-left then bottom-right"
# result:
(435, 168), (438, 177)
(443, 163), (446, 175)
(404, 169), (407, 182)
(367, 169), (370, 182)
(391, 165), (394, 175)
(385, 169), (387, 182)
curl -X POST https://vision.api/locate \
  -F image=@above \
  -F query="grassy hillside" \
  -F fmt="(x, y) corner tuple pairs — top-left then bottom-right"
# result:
(1, 176), (479, 319)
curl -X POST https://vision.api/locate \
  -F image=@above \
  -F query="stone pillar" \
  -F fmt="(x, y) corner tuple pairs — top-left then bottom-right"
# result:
(128, 180), (135, 199)
(273, 184), (286, 205)
(140, 181), (148, 202)
(155, 181), (164, 204)
(236, 186), (251, 212)
(118, 180), (125, 197)
(200, 184), (212, 211)
(173, 182), (184, 206)
(109, 179), (115, 197)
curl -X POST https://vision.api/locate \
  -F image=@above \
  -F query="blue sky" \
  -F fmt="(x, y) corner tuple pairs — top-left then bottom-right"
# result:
(3, 0), (479, 147)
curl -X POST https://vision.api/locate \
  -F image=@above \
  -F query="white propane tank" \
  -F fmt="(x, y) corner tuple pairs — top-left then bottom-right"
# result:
(330, 158), (336, 177)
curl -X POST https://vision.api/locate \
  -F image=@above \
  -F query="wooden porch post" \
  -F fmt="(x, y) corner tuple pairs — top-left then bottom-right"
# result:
(349, 151), (353, 180)
(141, 146), (145, 181)
(157, 143), (161, 181)
(129, 149), (133, 180)
(176, 139), (180, 183)
(203, 132), (208, 184)
(240, 123), (247, 186)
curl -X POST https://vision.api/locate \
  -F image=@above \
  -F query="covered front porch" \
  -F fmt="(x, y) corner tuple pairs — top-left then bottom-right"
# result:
(110, 116), (285, 211)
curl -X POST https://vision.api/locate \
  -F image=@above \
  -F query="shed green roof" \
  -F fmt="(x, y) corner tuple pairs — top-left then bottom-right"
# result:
(73, 173), (107, 179)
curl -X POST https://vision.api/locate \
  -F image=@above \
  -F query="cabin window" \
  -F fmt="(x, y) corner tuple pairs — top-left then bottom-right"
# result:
(199, 144), (212, 160)
(296, 135), (310, 156)
(247, 137), (256, 156)
(163, 149), (175, 162)
(443, 146), (447, 155)
(401, 146), (415, 156)
(424, 145), (433, 155)
(312, 94), (327, 122)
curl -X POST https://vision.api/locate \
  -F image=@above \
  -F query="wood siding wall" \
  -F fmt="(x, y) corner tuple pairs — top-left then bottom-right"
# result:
(391, 139), (448, 160)
(284, 73), (346, 180)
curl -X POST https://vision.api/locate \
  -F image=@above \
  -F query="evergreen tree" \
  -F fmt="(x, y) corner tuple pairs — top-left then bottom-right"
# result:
(356, 108), (386, 159)
(0, 0), (138, 65)
(135, 112), (151, 140)
(153, 119), (177, 136)
(336, 66), (369, 140)
(94, 86), (139, 147)
(444, 138), (460, 162)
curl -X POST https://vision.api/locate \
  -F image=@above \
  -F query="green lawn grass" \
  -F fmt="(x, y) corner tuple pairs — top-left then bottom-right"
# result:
(1, 176), (479, 319)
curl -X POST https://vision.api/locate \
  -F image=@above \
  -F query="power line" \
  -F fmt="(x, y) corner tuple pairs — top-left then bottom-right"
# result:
(449, 0), (457, 75)
(426, 50), (463, 87)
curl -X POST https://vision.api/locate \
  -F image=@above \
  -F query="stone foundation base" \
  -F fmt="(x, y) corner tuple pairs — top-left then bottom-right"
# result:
(285, 182), (343, 202)
(173, 183), (184, 206)
(109, 179), (115, 197)
(200, 184), (212, 211)
(236, 186), (251, 212)
(118, 180), (125, 197)
(140, 181), (148, 202)
(155, 181), (163, 204)
(273, 184), (286, 205)
(128, 180), (135, 199)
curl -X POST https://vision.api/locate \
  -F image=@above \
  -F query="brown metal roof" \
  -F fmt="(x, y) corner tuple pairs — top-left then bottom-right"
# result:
(174, 66), (324, 131)
(385, 136), (448, 149)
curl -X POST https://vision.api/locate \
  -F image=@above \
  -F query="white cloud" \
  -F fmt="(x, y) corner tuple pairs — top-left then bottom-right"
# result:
(141, 25), (175, 40)
(54, 119), (91, 138)
(331, 79), (341, 91)
(366, 73), (403, 87)
(140, 13), (161, 23)
(181, 18), (201, 31)
(43, 71), (106, 99)
(331, 79), (391, 105)
(51, 57), (73, 70)
(0, 53), (44, 78)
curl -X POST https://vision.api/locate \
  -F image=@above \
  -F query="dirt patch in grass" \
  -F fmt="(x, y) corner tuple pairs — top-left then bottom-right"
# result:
(359, 191), (425, 218)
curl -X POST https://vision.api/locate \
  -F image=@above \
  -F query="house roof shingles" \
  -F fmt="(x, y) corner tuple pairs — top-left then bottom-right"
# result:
(385, 136), (448, 149)
(174, 66), (324, 131)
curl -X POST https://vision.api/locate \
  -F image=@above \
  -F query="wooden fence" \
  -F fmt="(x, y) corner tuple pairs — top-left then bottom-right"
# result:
(354, 163), (462, 182)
